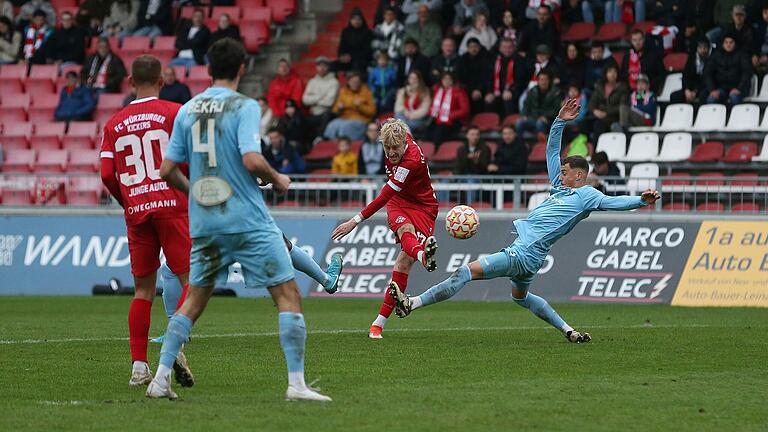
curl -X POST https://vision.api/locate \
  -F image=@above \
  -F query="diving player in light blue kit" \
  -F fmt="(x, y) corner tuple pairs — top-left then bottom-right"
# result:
(145, 38), (332, 401)
(390, 98), (661, 342)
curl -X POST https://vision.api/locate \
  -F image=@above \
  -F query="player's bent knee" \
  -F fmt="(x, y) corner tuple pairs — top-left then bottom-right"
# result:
(178, 285), (213, 321)
(268, 279), (302, 313)
(394, 251), (416, 272)
(133, 272), (158, 300)
(396, 223), (416, 238)
(511, 285), (528, 301)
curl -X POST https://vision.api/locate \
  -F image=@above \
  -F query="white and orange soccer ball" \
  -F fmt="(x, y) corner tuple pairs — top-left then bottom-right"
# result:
(445, 205), (479, 239)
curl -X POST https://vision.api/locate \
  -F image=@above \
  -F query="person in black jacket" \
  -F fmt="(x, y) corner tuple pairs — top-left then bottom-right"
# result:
(396, 38), (431, 88)
(621, 29), (666, 94)
(671, 38), (712, 103)
(583, 41), (616, 97)
(561, 42), (586, 93)
(211, 13), (241, 44)
(171, 9), (211, 67)
(518, 4), (560, 58)
(456, 37), (491, 113)
(358, 121), (386, 175)
(34, 11), (86, 65)
(430, 37), (459, 86)
(335, 8), (374, 76)
(132, 0), (172, 38)
(705, 34), (753, 105)
(159, 66), (191, 104)
(81, 37), (127, 94)
(488, 125), (527, 175)
(484, 37), (526, 116)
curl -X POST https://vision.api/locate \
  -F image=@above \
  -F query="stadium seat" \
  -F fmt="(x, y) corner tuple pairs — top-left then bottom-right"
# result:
(732, 173), (759, 186)
(627, 163), (658, 193)
(31, 123), (66, 150)
(632, 21), (656, 33)
(188, 66), (209, 80)
(726, 104), (760, 130)
(88, 36), (119, 55)
(66, 176), (102, 205)
(187, 80), (210, 96)
(732, 203), (761, 213)
(753, 135), (768, 161)
(269, 0), (297, 24)
(121, 36), (151, 53)
(0, 93), (31, 122)
(688, 141), (723, 162)
(527, 192), (549, 209)
(26, 64), (58, 94)
(94, 109), (119, 127)
(746, 73), (768, 102)
(472, 112), (500, 131)
(0, 122), (33, 149)
(241, 20), (271, 53)
(432, 141), (464, 162)
(593, 22), (626, 41)
(211, 6), (242, 22)
(749, 74), (759, 99)
(528, 141), (547, 162)
(698, 172), (725, 186)
(68, 151), (99, 172)
(502, 113), (520, 127)
(723, 141), (758, 162)
(663, 53), (687, 72)
(35, 149), (68, 172)
(595, 132), (626, 160)
(657, 103), (693, 131)
(658, 73), (681, 102)
(293, 62), (317, 80)
(663, 202), (691, 212)
(656, 132), (692, 161)
(242, 6), (272, 22)
(97, 94), (124, 110)
(63, 122), (100, 149)
(486, 141), (497, 157)
(0, 63), (28, 79)
(0, 76), (23, 93)
(28, 93), (59, 123)
(420, 141), (435, 159)
(563, 22), (595, 41)
(621, 132), (658, 162)
(2, 149), (36, 172)
(304, 140), (338, 161)
(696, 202), (725, 212)
(661, 172), (690, 185)
(1, 182), (34, 205)
(152, 36), (176, 57)
(691, 104), (726, 131)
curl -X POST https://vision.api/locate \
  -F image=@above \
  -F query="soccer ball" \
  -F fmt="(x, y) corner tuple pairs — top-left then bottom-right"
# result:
(445, 205), (479, 239)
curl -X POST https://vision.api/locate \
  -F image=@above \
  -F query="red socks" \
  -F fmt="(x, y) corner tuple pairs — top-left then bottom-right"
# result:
(176, 284), (189, 311)
(399, 232), (424, 262)
(128, 298), (152, 362)
(379, 271), (408, 318)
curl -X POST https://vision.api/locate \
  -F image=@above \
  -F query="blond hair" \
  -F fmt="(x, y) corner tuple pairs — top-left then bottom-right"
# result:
(379, 118), (409, 147)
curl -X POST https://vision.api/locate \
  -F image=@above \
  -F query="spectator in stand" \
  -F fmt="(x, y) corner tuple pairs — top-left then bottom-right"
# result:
(524, 0), (563, 20)
(518, 5), (560, 58)
(403, 5), (442, 58)
(171, 9), (211, 68)
(620, 73), (657, 128)
(582, 0), (626, 23)
(583, 41), (616, 96)
(159, 66), (191, 104)
(705, 33), (752, 105)
(587, 63), (628, 138)
(54, 71), (96, 122)
(336, 8), (374, 76)
(565, 82), (588, 125)
(429, 71), (470, 146)
(211, 13), (241, 44)
(561, 0), (585, 25)
(590, 150), (623, 186)
(21, 10), (52, 64)
(516, 70), (561, 137)
(395, 70), (432, 134)
(325, 71), (376, 140)
(0, 17), (20, 64)
(683, 0), (715, 53)
(456, 125), (491, 175)
(430, 37), (459, 85)
(710, 0), (744, 43)
(102, 0), (139, 38)
(396, 38), (432, 87)
(358, 122), (386, 175)
(35, 11), (86, 66)
(753, 5), (768, 75)
(331, 136), (359, 175)
(561, 43), (586, 93)
(456, 37), (491, 113)
(459, 13), (497, 55)
(76, 0), (111, 32)
(277, 99), (309, 152)
(0, 1), (11, 21)
(718, 5), (754, 62)
(621, 29), (665, 93)
(671, 38), (711, 103)
(489, 125), (528, 175)
(372, 6), (404, 61)
(452, 0), (490, 35)
(303, 56), (339, 140)
(17, 1), (56, 28)
(521, 44), (560, 110)
(263, 127), (306, 174)
(132, 0), (172, 38)
(369, 50), (398, 113)
(81, 37), (127, 94)
(267, 58), (304, 118)
(402, 0), (442, 25)
(496, 9), (519, 43)
(375, 0), (406, 24)
(257, 96), (275, 142)
(484, 37), (526, 116)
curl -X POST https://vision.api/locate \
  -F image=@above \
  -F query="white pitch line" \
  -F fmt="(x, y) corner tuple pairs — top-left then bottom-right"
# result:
(0, 323), (729, 345)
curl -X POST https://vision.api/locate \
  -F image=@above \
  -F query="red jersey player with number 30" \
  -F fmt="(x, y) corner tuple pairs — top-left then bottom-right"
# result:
(100, 55), (194, 388)
(331, 118), (439, 339)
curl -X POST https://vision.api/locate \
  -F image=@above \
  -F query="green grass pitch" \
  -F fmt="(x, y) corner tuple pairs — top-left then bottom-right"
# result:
(1, 297), (767, 431)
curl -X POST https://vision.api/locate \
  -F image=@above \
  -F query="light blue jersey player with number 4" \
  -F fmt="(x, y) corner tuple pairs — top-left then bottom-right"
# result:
(390, 98), (661, 343)
(146, 39), (332, 402)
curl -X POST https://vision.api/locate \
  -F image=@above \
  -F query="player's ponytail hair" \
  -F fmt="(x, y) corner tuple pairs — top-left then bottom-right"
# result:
(379, 118), (409, 148)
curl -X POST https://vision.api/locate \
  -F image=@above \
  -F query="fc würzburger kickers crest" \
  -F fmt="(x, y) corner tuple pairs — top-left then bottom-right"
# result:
(312, 221), (403, 297)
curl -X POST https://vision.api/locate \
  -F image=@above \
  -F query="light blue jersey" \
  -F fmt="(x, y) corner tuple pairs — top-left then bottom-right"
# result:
(165, 86), (276, 238)
(510, 118), (647, 272)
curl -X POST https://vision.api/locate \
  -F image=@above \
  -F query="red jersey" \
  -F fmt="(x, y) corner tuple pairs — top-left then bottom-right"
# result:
(384, 134), (438, 213)
(100, 97), (188, 225)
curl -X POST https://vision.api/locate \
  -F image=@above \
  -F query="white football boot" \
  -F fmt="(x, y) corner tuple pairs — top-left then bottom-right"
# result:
(285, 385), (332, 402)
(128, 361), (152, 386)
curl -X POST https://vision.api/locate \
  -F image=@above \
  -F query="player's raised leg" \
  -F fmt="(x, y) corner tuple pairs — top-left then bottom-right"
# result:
(283, 234), (344, 294)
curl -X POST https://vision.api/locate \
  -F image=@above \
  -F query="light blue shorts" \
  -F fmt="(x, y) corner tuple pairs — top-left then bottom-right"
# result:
(190, 229), (294, 289)
(478, 247), (538, 291)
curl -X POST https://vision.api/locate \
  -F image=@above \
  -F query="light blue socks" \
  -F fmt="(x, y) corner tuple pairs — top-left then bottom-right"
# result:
(290, 246), (328, 287)
(159, 314), (193, 369)
(159, 262), (182, 318)
(279, 312), (307, 388)
(513, 293), (567, 331)
(418, 265), (472, 307)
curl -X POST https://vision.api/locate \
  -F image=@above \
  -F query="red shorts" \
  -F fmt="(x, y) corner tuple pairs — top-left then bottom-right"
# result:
(387, 206), (437, 246)
(126, 214), (191, 277)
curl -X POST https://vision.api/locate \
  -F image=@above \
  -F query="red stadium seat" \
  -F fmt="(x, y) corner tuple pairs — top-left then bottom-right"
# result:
(698, 172), (725, 186)
(688, 141), (723, 162)
(593, 22), (626, 41)
(179, 6), (197, 20)
(269, 0), (297, 24)
(351, 140), (363, 153)
(243, 6), (272, 22)
(471, 112), (500, 132)
(486, 141), (497, 157)
(60, 63), (81, 77)
(502, 113), (520, 127)
(66, 175), (103, 205)
(632, 21), (656, 33)
(420, 141), (435, 159)
(431, 140), (463, 162)
(1, 182), (34, 205)
(188, 65), (209, 80)
(94, 109), (120, 126)
(661, 172), (690, 185)
(152, 36), (176, 58)
(35, 149), (69, 172)
(0, 63), (28, 79)
(293, 62), (317, 80)
(88, 36), (120, 55)
(612, 51), (624, 67)
(305, 140), (337, 161)
(723, 141), (758, 162)
(528, 141), (547, 162)
(662, 202), (691, 212)
(0, 93), (30, 122)
(696, 202), (725, 212)
(68, 151), (100, 172)
(97, 94), (125, 110)
(0, 77), (23, 94)
(732, 173), (759, 186)
(211, 6), (242, 22)
(563, 22), (595, 42)
(64, 122), (99, 149)
(241, 20), (270, 53)
(121, 36), (152, 53)
(663, 53), (688, 72)
(187, 80), (210, 96)
(51, 0), (78, 7)
(732, 203), (761, 213)
(31, 123), (66, 150)
(26, 64), (58, 94)
(2, 149), (36, 172)
(0, 122), (33, 149)
(28, 93), (59, 123)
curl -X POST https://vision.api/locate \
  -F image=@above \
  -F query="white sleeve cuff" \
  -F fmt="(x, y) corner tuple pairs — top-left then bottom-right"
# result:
(386, 180), (402, 192)
(100, 151), (114, 159)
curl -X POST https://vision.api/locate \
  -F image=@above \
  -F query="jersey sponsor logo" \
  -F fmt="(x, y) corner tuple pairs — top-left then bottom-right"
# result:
(395, 215), (406, 224)
(127, 199), (179, 215)
(191, 176), (232, 207)
(394, 166), (410, 182)
(128, 181), (171, 198)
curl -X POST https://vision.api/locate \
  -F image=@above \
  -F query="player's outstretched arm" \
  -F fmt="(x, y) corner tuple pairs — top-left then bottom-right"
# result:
(242, 152), (291, 195)
(598, 188), (660, 210)
(547, 98), (581, 186)
(160, 159), (190, 194)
